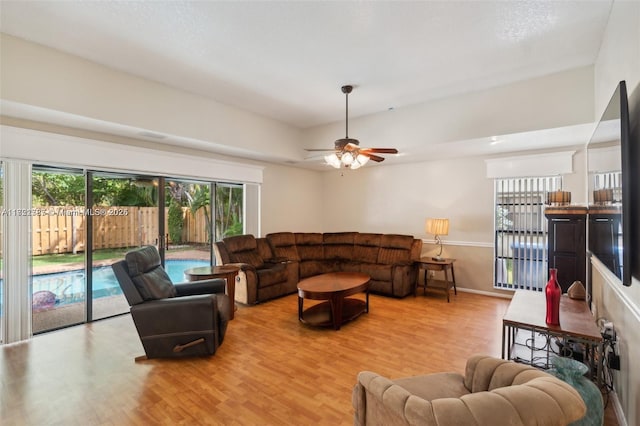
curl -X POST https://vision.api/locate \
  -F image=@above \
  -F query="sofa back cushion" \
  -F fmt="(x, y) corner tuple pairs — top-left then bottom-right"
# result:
(323, 232), (356, 260)
(256, 238), (275, 261)
(266, 232), (300, 261)
(353, 233), (382, 263)
(295, 233), (324, 261)
(377, 234), (414, 265)
(125, 245), (176, 300)
(223, 234), (264, 268)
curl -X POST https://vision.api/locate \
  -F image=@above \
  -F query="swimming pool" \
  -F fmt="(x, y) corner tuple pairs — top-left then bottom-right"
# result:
(1, 259), (209, 307)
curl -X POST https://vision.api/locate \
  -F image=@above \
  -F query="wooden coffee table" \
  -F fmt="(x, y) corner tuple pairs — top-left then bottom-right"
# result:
(297, 272), (370, 330)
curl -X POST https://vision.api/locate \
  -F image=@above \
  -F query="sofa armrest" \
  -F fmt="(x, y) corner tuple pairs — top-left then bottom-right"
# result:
(353, 371), (438, 426)
(464, 354), (537, 392)
(231, 262), (256, 273)
(264, 256), (289, 264)
(174, 278), (226, 296)
(130, 294), (222, 335)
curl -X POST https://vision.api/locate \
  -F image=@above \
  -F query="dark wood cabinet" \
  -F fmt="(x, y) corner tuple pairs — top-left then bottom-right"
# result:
(545, 210), (587, 293)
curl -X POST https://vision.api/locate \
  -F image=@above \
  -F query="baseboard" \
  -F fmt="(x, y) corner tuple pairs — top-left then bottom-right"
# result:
(456, 287), (513, 299)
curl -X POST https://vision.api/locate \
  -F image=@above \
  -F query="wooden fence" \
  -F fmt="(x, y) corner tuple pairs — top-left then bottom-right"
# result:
(0, 206), (209, 256)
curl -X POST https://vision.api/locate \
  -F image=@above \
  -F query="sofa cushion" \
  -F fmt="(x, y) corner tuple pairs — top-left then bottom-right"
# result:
(299, 260), (333, 278)
(295, 233), (324, 261)
(256, 238), (275, 260)
(377, 234), (414, 265)
(256, 264), (288, 287)
(266, 232), (300, 261)
(365, 263), (393, 282)
(323, 232), (356, 260)
(223, 235), (264, 268)
(125, 246), (176, 300)
(353, 233), (382, 263)
(394, 372), (470, 401)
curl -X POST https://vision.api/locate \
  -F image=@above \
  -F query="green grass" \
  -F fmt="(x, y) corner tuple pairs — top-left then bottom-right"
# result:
(30, 248), (131, 268)
(1, 245), (207, 271)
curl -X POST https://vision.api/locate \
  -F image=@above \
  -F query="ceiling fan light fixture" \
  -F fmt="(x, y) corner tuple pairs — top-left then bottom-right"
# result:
(341, 151), (355, 165)
(356, 154), (370, 165)
(324, 153), (341, 168)
(310, 84), (398, 169)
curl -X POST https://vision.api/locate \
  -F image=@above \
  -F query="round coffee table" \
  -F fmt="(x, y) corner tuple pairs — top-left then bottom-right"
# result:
(297, 272), (370, 330)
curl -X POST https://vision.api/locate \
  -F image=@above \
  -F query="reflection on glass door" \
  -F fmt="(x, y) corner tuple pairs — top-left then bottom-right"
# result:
(164, 179), (211, 280)
(31, 167), (86, 333)
(90, 174), (160, 320)
(215, 183), (244, 241)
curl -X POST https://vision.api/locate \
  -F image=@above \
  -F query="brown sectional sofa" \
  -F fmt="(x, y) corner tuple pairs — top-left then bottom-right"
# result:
(213, 232), (423, 305)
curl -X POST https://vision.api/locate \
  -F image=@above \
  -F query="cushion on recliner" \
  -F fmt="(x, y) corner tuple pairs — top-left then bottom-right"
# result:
(353, 233), (382, 263)
(295, 233), (324, 260)
(256, 264), (288, 287)
(266, 232), (300, 261)
(125, 246), (176, 300)
(377, 234), (414, 265)
(223, 235), (264, 268)
(324, 232), (356, 260)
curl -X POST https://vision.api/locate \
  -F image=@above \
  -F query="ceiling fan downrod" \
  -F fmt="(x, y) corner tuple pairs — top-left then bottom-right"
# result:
(342, 85), (353, 138)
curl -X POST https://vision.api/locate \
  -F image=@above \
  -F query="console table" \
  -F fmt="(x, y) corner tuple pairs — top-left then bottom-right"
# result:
(502, 291), (603, 384)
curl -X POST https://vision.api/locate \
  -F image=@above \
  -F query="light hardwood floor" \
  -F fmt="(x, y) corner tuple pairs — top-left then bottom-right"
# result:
(1, 290), (618, 425)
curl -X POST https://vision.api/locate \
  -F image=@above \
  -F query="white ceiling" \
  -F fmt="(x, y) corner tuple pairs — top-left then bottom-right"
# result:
(0, 1), (613, 127)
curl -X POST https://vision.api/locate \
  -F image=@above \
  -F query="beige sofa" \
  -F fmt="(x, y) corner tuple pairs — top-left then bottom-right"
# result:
(213, 232), (422, 305)
(352, 354), (587, 426)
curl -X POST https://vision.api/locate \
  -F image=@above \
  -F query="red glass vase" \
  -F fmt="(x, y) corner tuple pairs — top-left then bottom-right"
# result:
(545, 268), (561, 325)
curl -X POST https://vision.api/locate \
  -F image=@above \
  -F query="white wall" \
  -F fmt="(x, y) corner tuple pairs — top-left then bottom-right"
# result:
(305, 66), (594, 153)
(321, 157), (494, 241)
(0, 34), (305, 163)
(260, 164), (324, 235)
(591, 2), (640, 425)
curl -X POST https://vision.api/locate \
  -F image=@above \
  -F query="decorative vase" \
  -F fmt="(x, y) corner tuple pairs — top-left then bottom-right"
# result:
(549, 356), (604, 426)
(545, 268), (561, 325)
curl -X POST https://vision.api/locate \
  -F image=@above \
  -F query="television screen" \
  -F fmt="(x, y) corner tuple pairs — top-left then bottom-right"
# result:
(587, 81), (632, 286)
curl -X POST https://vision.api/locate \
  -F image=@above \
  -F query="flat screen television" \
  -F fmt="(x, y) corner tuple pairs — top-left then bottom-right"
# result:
(587, 81), (632, 286)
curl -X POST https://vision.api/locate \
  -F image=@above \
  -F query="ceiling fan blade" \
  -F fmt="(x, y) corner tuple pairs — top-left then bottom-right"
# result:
(305, 148), (338, 152)
(361, 152), (385, 162)
(345, 142), (360, 151)
(360, 148), (398, 154)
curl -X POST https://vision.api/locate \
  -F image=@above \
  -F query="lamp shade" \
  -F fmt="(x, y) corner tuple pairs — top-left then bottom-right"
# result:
(546, 190), (571, 205)
(426, 218), (449, 236)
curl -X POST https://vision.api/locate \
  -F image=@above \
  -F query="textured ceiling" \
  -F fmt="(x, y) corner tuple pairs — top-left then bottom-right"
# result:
(0, 1), (613, 129)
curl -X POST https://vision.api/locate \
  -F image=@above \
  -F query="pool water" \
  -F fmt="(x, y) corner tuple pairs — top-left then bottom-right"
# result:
(2, 259), (209, 307)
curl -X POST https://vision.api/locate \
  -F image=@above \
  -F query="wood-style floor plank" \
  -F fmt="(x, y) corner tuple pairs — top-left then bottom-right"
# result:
(0, 290), (619, 425)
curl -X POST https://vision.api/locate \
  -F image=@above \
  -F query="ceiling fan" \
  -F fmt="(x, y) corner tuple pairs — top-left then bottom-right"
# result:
(306, 85), (398, 169)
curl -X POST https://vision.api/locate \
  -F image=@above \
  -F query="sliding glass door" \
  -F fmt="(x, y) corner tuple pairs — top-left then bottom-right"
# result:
(18, 166), (244, 334)
(90, 173), (161, 320)
(31, 167), (86, 333)
(215, 183), (244, 241)
(164, 179), (212, 280)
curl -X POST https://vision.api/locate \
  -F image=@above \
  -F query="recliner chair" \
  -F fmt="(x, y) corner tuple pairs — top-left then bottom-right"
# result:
(112, 245), (231, 360)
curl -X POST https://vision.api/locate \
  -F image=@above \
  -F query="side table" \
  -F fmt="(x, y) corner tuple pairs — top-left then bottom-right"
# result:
(184, 265), (240, 319)
(416, 257), (457, 302)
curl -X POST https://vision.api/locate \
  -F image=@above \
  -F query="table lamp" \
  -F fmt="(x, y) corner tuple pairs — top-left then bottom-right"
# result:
(426, 218), (449, 261)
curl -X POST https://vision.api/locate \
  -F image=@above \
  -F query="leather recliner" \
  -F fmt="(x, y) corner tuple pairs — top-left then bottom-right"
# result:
(112, 245), (231, 359)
